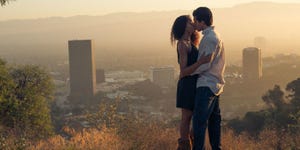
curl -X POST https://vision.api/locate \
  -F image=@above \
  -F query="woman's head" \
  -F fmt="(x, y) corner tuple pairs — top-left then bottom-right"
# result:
(170, 15), (194, 45)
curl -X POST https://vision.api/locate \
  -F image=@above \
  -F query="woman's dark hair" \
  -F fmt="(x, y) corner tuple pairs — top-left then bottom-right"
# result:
(170, 15), (191, 46)
(193, 7), (213, 26)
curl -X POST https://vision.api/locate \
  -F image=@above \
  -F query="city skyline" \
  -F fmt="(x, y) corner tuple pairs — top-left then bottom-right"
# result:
(1, 0), (300, 21)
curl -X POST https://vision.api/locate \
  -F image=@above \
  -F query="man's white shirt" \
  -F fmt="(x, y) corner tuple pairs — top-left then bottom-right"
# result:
(192, 26), (225, 96)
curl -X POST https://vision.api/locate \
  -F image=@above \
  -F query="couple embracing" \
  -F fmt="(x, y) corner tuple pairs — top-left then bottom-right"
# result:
(171, 7), (225, 150)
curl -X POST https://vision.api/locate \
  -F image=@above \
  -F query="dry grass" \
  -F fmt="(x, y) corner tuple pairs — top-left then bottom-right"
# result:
(1, 125), (300, 150)
(122, 123), (178, 150)
(30, 126), (128, 150)
(221, 129), (258, 150)
(26, 123), (178, 150)
(28, 126), (300, 150)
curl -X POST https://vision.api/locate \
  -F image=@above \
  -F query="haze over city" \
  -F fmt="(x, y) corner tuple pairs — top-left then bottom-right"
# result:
(1, 0), (300, 149)
(1, 1), (300, 66)
(2, 0), (300, 20)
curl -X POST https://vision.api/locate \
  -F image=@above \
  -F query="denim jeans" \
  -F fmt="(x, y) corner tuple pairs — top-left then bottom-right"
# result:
(193, 87), (221, 150)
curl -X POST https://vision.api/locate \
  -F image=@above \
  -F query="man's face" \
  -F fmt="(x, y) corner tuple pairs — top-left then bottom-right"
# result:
(193, 18), (204, 31)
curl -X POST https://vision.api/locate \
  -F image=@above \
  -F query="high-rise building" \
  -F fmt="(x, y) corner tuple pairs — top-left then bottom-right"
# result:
(96, 69), (105, 83)
(150, 66), (175, 87)
(68, 40), (96, 102)
(243, 47), (262, 81)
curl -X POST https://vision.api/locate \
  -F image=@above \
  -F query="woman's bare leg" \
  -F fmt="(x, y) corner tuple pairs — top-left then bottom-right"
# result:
(180, 108), (193, 140)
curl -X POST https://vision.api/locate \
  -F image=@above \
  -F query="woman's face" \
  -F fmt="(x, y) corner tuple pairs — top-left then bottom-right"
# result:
(185, 20), (195, 37)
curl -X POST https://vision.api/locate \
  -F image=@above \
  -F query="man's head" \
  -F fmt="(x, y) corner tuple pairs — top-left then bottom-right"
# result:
(193, 7), (213, 31)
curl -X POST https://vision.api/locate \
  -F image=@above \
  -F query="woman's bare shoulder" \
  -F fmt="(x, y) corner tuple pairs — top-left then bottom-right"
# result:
(177, 41), (190, 53)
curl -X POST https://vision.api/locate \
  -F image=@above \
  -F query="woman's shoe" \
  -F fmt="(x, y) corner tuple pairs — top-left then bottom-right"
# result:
(177, 138), (191, 150)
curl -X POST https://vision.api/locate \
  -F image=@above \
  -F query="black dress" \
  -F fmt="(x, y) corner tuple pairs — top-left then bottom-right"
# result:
(176, 44), (198, 111)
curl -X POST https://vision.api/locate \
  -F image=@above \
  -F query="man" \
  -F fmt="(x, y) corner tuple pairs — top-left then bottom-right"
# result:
(191, 7), (225, 150)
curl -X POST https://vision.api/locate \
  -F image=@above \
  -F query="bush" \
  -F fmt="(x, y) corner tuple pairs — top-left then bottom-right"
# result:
(0, 59), (55, 140)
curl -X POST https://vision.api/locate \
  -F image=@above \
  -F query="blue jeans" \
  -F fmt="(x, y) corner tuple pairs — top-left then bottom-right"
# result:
(193, 87), (221, 150)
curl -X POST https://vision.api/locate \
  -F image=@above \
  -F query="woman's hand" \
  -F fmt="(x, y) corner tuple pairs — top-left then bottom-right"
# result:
(179, 71), (184, 79)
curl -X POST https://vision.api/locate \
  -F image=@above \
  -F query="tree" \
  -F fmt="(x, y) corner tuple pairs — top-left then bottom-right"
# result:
(0, 0), (13, 6)
(0, 59), (14, 100)
(262, 85), (285, 110)
(0, 60), (16, 129)
(0, 0), (5, 6)
(286, 78), (300, 130)
(244, 111), (266, 134)
(286, 78), (300, 109)
(228, 78), (300, 134)
(227, 111), (266, 135)
(0, 60), (55, 139)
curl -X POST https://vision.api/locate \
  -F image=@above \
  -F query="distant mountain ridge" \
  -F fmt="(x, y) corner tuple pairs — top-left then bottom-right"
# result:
(1, 2), (300, 57)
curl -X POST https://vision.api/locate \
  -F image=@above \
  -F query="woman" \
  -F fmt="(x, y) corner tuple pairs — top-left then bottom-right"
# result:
(171, 15), (210, 150)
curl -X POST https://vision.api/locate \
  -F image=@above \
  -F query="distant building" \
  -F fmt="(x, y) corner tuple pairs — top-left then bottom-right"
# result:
(150, 66), (175, 87)
(254, 36), (267, 50)
(243, 47), (262, 81)
(96, 69), (105, 83)
(68, 40), (96, 103)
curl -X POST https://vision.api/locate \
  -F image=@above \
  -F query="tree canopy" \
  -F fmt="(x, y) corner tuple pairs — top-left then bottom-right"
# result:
(0, 0), (14, 6)
(0, 59), (55, 139)
(228, 78), (300, 134)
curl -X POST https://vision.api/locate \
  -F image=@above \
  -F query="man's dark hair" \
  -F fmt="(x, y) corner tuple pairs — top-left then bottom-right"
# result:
(193, 7), (213, 26)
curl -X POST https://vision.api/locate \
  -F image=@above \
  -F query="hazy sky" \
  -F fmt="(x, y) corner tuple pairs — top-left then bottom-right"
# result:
(1, 0), (300, 21)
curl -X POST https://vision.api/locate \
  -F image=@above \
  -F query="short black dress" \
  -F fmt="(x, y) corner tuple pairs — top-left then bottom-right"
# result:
(176, 44), (199, 111)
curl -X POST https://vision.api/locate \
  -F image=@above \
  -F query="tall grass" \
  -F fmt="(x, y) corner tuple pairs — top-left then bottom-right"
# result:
(2, 124), (299, 150)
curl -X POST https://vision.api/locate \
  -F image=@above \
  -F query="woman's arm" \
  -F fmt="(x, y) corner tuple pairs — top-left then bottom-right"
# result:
(177, 42), (189, 76)
(179, 53), (212, 79)
(178, 42), (212, 79)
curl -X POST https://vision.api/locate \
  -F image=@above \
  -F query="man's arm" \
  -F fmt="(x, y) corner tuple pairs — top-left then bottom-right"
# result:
(191, 38), (218, 75)
(179, 53), (212, 78)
